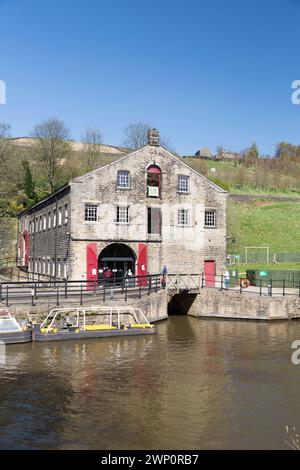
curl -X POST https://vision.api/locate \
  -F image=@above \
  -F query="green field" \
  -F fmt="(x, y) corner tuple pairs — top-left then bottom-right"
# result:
(227, 199), (300, 256)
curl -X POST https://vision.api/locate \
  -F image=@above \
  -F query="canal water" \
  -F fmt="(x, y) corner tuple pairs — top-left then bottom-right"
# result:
(1, 316), (300, 450)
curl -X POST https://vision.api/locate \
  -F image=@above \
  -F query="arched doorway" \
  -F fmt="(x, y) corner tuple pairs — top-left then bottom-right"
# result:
(98, 243), (136, 284)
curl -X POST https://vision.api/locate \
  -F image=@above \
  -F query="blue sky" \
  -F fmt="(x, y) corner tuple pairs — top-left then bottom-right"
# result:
(0, 0), (300, 155)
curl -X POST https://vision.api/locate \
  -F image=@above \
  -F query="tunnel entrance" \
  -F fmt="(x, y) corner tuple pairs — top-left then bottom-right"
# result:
(168, 291), (197, 315)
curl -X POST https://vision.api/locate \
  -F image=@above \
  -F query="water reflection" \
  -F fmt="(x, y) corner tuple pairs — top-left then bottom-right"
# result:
(0, 317), (300, 449)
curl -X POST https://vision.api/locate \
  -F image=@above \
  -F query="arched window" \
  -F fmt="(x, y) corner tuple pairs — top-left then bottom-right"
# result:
(147, 165), (161, 198)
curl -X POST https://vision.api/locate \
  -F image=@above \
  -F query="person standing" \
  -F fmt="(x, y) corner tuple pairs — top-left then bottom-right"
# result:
(224, 269), (230, 290)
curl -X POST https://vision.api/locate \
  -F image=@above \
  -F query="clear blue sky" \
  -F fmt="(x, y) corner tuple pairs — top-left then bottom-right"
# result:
(0, 0), (300, 155)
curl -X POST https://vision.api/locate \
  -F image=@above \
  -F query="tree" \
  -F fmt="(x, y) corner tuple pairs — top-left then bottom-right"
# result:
(82, 128), (103, 171)
(122, 121), (173, 151)
(0, 122), (12, 169)
(31, 118), (71, 193)
(122, 122), (150, 149)
(22, 160), (37, 203)
(243, 142), (259, 167)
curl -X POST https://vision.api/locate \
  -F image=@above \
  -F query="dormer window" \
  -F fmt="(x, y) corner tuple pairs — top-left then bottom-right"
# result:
(117, 170), (130, 188)
(147, 165), (161, 198)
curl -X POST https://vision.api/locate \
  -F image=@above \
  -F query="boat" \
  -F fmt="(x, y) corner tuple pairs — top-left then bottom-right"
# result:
(32, 306), (156, 342)
(0, 309), (32, 344)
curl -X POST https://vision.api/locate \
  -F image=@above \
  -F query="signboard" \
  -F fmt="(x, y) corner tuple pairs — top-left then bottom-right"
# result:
(148, 186), (159, 197)
(259, 271), (268, 277)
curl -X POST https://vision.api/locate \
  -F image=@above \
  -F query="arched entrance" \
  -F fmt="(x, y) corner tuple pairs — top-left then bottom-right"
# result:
(98, 243), (136, 284)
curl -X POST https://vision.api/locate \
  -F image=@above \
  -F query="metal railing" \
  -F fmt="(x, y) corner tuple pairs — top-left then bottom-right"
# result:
(0, 274), (162, 308)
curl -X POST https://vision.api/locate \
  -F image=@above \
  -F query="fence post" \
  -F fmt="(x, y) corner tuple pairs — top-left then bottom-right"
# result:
(80, 284), (83, 305)
(283, 279), (285, 297)
(220, 274), (223, 291)
(6, 285), (8, 307)
(31, 287), (35, 307)
(65, 280), (68, 299)
(201, 273), (204, 289)
(139, 282), (142, 299)
(268, 280), (272, 297)
(0, 283), (2, 301)
(148, 275), (152, 295)
(125, 280), (128, 302)
(155, 274), (158, 293)
(94, 280), (97, 296)
(56, 285), (60, 306)
(260, 280), (262, 297)
(103, 284), (106, 303)
(34, 282), (37, 300)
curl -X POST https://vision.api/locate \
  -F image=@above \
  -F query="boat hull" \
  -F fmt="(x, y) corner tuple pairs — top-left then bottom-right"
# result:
(33, 327), (156, 342)
(0, 330), (32, 345)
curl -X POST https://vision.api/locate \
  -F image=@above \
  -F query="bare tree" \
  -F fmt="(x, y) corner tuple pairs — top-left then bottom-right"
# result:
(82, 128), (104, 171)
(122, 121), (173, 152)
(0, 122), (12, 169)
(32, 118), (71, 192)
(122, 121), (150, 149)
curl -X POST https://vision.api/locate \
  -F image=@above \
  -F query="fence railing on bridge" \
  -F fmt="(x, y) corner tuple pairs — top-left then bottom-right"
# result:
(0, 274), (162, 308)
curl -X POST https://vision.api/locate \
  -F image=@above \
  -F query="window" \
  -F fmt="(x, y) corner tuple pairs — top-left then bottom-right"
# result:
(48, 212), (51, 230)
(52, 259), (55, 277)
(64, 261), (67, 279)
(47, 258), (51, 275)
(148, 207), (161, 235)
(39, 216), (42, 232)
(85, 204), (98, 222)
(64, 204), (68, 224)
(147, 165), (161, 198)
(57, 259), (61, 278)
(53, 209), (56, 228)
(116, 206), (129, 224)
(29, 221), (32, 234)
(178, 175), (189, 193)
(117, 170), (130, 188)
(58, 207), (62, 226)
(177, 209), (189, 226)
(205, 210), (216, 228)
(35, 218), (38, 233)
(43, 215), (47, 231)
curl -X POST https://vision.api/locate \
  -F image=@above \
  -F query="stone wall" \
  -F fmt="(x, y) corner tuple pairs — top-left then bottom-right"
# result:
(183, 289), (300, 321)
(12, 290), (168, 324)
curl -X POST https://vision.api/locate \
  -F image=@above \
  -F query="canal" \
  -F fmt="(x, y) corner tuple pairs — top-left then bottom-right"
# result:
(0, 316), (300, 450)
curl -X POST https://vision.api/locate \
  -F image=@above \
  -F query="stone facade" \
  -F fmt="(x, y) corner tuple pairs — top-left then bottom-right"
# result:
(17, 143), (227, 282)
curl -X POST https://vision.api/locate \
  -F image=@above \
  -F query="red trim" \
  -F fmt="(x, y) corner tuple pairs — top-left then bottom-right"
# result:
(147, 165), (161, 174)
(137, 243), (148, 286)
(87, 243), (98, 290)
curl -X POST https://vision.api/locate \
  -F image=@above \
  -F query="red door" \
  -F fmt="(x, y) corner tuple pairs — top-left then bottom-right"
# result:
(137, 243), (148, 286)
(86, 243), (98, 290)
(204, 260), (215, 287)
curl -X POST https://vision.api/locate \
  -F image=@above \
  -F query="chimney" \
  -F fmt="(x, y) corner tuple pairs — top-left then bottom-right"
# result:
(148, 128), (160, 146)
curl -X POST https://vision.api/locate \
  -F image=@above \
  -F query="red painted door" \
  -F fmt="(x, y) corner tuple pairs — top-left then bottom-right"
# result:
(86, 243), (98, 290)
(137, 243), (148, 286)
(204, 260), (215, 287)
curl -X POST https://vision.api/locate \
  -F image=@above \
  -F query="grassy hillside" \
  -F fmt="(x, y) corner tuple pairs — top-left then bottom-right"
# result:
(227, 199), (300, 255)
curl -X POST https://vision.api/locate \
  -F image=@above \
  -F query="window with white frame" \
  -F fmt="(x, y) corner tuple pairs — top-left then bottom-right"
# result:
(39, 216), (42, 232)
(43, 215), (47, 231)
(204, 210), (216, 228)
(53, 209), (56, 227)
(58, 207), (62, 226)
(177, 209), (189, 226)
(117, 170), (130, 188)
(85, 204), (98, 222)
(57, 259), (61, 278)
(48, 212), (51, 230)
(178, 175), (189, 193)
(35, 218), (38, 233)
(64, 204), (68, 224)
(116, 206), (129, 224)
(52, 259), (55, 277)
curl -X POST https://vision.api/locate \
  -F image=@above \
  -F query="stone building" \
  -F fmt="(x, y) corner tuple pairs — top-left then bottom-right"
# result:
(17, 130), (227, 284)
